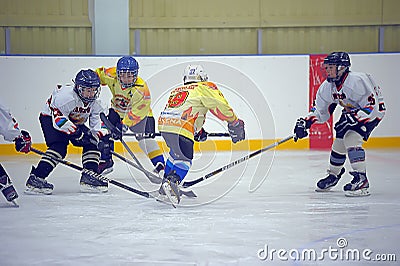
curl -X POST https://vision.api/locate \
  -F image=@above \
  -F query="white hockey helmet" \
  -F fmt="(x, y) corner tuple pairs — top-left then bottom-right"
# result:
(183, 65), (208, 85)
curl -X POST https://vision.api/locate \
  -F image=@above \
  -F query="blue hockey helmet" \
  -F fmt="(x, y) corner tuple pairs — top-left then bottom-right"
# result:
(73, 69), (101, 103)
(116, 56), (139, 88)
(323, 52), (351, 83)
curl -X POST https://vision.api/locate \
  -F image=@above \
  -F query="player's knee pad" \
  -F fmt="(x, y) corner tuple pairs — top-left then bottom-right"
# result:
(332, 138), (346, 155)
(343, 130), (363, 149)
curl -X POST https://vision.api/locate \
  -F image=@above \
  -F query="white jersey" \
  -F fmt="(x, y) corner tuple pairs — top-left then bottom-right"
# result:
(308, 72), (385, 123)
(0, 99), (21, 142)
(42, 84), (105, 134)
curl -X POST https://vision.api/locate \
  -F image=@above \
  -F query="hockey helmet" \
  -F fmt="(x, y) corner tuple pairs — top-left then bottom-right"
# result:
(74, 69), (101, 103)
(117, 56), (139, 88)
(323, 52), (351, 83)
(183, 65), (208, 85)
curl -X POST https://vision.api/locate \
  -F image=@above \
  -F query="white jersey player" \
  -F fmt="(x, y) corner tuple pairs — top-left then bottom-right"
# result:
(25, 69), (109, 195)
(294, 52), (386, 197)
(0, 99), (32, 206)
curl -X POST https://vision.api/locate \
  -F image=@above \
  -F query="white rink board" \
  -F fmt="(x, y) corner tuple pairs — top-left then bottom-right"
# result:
(0, 53), (399, 144)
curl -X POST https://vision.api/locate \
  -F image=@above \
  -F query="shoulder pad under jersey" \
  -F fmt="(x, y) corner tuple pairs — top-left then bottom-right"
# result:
(105, 67), (117, 78)
(201, 81), (218, 90)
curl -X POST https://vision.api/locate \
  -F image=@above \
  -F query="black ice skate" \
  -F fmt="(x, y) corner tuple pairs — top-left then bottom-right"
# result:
(315, 167), (345, 192)
(98, 159), (114, 175)
(343, 171), (370, 197)
(80, 172), (108, 193)
(0, 174), (19, 206)
(160, 171), (181, 205)
(24, 167), (54, 195)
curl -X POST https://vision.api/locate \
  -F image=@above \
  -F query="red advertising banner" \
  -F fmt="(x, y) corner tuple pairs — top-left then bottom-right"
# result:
(309, 54), (333, 150)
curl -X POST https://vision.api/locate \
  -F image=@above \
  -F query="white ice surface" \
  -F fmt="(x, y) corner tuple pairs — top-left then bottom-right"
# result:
(0, 149), (399, 265)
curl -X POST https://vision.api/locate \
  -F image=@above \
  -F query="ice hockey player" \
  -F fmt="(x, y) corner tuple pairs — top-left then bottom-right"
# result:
(293, 52), (385, 197)
(95, 56), (165, 176)
(0, 100), (31, 206)
(158, 64), (246, 203)
(25, 69), (110, 194)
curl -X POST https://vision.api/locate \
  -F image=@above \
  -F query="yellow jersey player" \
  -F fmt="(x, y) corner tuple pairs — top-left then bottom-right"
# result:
(95, 56), (165, 175)
(158, 65), (245, 204)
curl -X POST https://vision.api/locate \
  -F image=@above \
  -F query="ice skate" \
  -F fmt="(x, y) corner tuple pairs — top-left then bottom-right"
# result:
(24, 170), (54, 195)
(160, 171), (181, 205)
(1, 174), (19, 207)
(343, 171), (370, 197)
(80, 172), (108, 193)
(98, 159), (114, 175)
(315, 167), (345, 192)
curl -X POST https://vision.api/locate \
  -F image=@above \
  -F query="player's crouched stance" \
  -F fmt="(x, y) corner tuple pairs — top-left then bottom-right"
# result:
(158, 65), (245, 204)
(25, 69), (110, 195)
(293, 52), (385, 197)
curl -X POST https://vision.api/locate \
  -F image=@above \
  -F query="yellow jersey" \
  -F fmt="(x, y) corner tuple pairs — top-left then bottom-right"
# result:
(95, 66), (153, 127)
(158, 81), (237, 141)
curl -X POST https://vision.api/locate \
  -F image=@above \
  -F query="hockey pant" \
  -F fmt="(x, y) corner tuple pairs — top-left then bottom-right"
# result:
(161, 132), (193, 182)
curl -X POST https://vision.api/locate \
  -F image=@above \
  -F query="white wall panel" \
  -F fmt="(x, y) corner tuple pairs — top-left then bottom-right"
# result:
(0, 54), (398, 145)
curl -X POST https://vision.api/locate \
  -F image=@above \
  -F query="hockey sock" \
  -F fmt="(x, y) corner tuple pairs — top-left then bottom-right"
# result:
(329, 150), (346, 175)
(164, 158), (173, 176)
(169, 160), (191, 182)
(138, 138), (165, 166)
(82, 150), (101, 172)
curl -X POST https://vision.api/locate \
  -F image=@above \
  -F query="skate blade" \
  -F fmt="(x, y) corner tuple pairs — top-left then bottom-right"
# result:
(10, 200), (19, 207)
(24, 187), (53, 195)
(315, 187), (334, 192)
(161, 183), (178, 207)
(345, 188), (370, 197)
(80, 184), (108, 193)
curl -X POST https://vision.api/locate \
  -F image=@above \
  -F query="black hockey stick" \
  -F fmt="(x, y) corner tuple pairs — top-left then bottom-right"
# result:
(30, 147), (153, 198)
(182, 134), (295, 188)
(99, 112), (198, 198)
(123, 132), (230, 138)
(100, 112), (161, 183)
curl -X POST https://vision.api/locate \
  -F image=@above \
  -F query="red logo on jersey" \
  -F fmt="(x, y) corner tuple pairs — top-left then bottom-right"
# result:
(167, 91), (189, 108)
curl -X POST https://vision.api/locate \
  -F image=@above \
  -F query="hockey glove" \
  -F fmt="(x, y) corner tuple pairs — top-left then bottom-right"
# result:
(194, 128), (208, 142)
(294, 118), (309, 142)
(228, 119), (245, 144)
(70, 127), (93, 146)
(14, 130), (31, 153)
(334, 112), (364, 138)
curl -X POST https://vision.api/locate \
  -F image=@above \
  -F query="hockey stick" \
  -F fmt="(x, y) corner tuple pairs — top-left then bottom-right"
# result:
(123, 132), (230, 138)
(30, 147), (153, 199)
(99, 113), (198, 198)
(100, 113), (160, 183)
(182, 134), (295, 188)
(110, 150), (197, 198)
